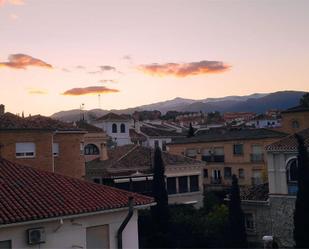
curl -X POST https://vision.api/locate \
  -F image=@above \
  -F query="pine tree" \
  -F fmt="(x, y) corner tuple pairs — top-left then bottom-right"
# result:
(228, 175), (247, 248)
(187, 123), (195, 137)
(294, 134), (309, 248)
(151, 146), (170, 247)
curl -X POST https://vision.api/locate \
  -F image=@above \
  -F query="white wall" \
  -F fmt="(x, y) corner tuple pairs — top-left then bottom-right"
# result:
(267, 152), (296, 195)
(94, 121), (132, 146)
(0, 209), (140, 249)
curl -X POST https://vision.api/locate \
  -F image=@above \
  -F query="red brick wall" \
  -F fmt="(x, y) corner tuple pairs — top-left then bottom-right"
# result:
(54, 133), (85, 179)
(0, 130), (85, 179)
(0, 130), (53, 172)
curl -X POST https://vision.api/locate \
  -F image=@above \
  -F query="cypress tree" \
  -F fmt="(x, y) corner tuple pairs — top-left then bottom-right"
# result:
(151, 146), (169, 247)
(187, 123), (195, 137)
(228, 174), (247, 248)
(294, 134), (309, 248)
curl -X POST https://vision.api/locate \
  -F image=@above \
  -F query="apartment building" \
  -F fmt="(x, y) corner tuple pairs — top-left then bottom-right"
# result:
(86, 144), (204, 207)
(0, 109), (86, 179)
(279, 105), (309, 134)
(167, 129), (287, 189)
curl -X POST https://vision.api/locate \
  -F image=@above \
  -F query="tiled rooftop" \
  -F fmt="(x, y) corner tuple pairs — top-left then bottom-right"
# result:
(0, 113), (83, 131)
(265, 128), (309, 152)
(86, 145), (203, 177)
(140, 126), (185, 138)
(170, 128), (287, 144)
(96, 112), (130, 121)
(0, 158), (154, 225)
(240, 183), (269, 202)
(75, 120), (104, 133)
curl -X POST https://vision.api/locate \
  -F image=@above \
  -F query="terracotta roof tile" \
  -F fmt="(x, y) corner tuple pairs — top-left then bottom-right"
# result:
(140, 126), (185, 138)
(86, 145), (203, 177)
(96, 113), (129, 121)
(171, 128), (287, 144)
(265, 128), (309, 152)
(0, 113), (83, 131)
(0, 158), (154, 225)
(240, 183), (269, 201)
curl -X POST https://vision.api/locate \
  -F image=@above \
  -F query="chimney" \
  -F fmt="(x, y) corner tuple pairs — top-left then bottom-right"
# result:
(100, 142), (108, 161)
(0, 104), (5, 116)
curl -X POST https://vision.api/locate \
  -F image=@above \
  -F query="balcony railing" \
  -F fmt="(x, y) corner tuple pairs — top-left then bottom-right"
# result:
(251, 177), (263, 186)
(250, 154), (264, 163)
(202, 155), (225, 163)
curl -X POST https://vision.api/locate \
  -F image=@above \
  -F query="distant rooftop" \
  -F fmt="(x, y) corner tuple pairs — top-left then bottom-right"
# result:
(170, 128), (287, 144)
(86, 145), (203, 177)
(0, 113), (84, 132)
(96, 112), (130, 121)
(140, 126), (185, 138)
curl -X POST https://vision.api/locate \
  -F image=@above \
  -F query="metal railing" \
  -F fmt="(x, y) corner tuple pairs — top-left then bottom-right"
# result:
(202, 155), (225, 163)
(250, 153), (264, 163)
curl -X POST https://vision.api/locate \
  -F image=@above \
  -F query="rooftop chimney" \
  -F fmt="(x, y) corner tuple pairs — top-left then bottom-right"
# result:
(100, 142), (109, 161)
(0, 104), (5, 116)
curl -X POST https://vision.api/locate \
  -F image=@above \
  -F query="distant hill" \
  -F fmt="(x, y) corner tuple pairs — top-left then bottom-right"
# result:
(51, 90), (307, 122)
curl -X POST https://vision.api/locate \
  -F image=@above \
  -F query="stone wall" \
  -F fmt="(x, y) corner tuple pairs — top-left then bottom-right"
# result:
(269, 195), (296, 248)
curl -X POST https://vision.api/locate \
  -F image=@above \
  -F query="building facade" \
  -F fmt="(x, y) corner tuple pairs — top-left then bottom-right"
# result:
(0, 111), (86, 179)
(279, 106), (309, 134)
(93, 113), (132, 146)
(0, 158), (154, 249)
(168, 129), (287, 189)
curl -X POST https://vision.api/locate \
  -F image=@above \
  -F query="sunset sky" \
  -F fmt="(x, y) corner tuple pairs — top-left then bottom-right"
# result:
(1, 0), (309, 116)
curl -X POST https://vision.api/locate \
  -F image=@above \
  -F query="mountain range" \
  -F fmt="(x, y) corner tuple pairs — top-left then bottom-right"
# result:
(51, 91), (306, 122)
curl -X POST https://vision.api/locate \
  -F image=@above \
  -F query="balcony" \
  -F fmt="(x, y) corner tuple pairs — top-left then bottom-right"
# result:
(250, 154), (264, 163)
(202, 155), (225, 163)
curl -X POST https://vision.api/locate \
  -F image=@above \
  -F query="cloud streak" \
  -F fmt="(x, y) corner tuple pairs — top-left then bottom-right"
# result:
(62, 86), (119, 96)
(138, 60), (230, 77)
(100, 65), (116, 71)
(0, 54), (52, 69)
(0, 0), (24, 6)
(99, 79), (117, 83)
(28, 88), (48, 95)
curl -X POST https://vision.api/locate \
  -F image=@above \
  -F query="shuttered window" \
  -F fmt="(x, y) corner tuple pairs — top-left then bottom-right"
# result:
(16, 143), (36, 158)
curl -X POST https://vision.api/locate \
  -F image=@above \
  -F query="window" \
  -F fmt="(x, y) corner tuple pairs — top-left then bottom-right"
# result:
(167, 177), (177, 195)
(186, 148), (197, 158)
(287, 158), (298, 183)
(53, 143), (59, 157)
(120, 123), (126, 133)
(84, 144), (100, 155)
(233, 144), (244, 155)
(238, 168), (245, 179)
(189, 175), (199, 192)
(292, 120), (300, 129)
(0, 240), (12, 249)
(251, 145), (263, 162)
(224, 167), (232, 179)
(203, 169), (208, 178)
(15, 142), (35, 158)
(86, 225), (109, 249)
(178, 176), (188, 193)
(154, 140), (159, 148)
(112, 123), (117, 133)
(162, 141), (167, 151)
(245, 213), (255, 230)
(80, 143), (85, 155)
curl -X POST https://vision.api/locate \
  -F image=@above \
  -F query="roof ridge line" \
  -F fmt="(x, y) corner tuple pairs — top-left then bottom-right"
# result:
(116, 145), (139, 163)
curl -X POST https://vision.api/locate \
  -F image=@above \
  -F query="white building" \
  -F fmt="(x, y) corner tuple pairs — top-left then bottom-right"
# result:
(93, 113), (132, 146)
(0, 158), (154, 249)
